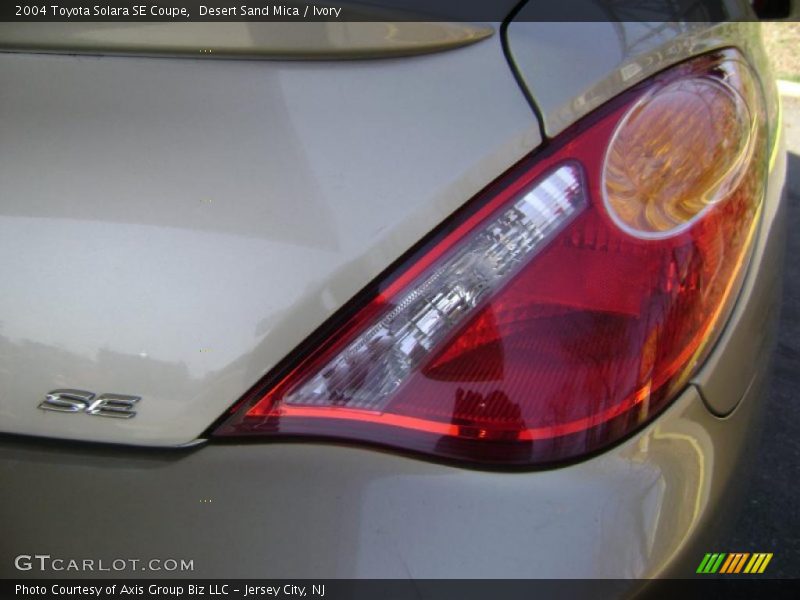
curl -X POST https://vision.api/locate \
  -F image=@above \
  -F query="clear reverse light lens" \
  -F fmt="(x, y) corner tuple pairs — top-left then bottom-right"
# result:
(283, 164), (586, 412)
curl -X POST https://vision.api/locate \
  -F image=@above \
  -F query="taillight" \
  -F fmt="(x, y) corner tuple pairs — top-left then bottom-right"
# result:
(213, 49), (767, 466)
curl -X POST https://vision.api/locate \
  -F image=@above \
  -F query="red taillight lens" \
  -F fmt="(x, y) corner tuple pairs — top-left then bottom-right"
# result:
(213, 50), (767, 465)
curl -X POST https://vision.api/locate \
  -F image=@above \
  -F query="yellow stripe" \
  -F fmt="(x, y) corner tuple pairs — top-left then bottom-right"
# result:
(734, 553), (749, 573)
(758, 553), (773, 574)
(750, 554), (766, 573)
(744, 554), (759, 574)
(720, 553), (736, 574)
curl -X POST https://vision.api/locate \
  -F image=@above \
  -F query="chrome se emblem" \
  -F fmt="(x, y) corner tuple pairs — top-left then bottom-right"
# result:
(38, 389), (140, 419)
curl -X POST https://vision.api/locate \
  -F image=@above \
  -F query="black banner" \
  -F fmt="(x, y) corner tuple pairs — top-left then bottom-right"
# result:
(4, 579), (800, 600)
(0, 0), (793, 23)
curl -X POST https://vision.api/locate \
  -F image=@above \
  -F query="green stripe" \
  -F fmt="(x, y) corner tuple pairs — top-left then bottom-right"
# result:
(707, 553), (720, 573)
(702, 554), (719, 573)
(710, 553), (726, 573)
(697, 554), (713, 574)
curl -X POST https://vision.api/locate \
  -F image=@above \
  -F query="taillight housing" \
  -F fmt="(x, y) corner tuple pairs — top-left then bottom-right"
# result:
(213, 49), (767, 466)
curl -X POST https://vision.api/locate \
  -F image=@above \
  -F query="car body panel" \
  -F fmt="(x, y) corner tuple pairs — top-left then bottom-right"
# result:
(0, 40), (540, 446)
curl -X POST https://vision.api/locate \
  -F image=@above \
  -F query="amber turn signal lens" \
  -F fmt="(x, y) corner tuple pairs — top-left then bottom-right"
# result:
(603, 73), (755, 238)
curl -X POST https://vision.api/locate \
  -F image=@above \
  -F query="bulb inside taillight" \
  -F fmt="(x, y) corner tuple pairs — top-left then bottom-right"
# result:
(213, 49), (767, 466)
